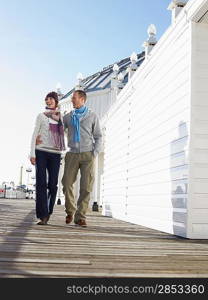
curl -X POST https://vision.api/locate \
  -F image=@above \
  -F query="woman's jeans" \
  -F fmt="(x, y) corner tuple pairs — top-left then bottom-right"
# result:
(35, 149), (61, 219)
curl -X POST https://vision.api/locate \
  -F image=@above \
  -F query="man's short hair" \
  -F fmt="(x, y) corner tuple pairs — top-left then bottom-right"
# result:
(74, 90), (87, 101)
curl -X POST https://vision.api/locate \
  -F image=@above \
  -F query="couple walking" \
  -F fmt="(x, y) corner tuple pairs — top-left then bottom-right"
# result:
(30, 90), (102, 226)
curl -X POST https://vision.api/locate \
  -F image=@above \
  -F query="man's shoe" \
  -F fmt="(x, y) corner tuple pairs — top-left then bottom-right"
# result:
(66, 215), (73, 224)
(37, 217), (48, 225)
(74, 219), (87, 227)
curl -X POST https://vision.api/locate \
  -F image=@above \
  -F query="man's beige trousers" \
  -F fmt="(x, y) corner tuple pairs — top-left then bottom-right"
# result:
(62, 151), (95, 221)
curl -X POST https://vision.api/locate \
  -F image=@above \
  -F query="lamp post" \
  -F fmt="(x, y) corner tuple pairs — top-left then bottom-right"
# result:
(4, 184), (6, 198)
(19, 165), (23, 186)
(2, 181), (9, 198)
(26, 167), (32, 191)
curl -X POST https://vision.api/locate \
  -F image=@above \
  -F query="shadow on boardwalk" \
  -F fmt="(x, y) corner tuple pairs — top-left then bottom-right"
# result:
(0, 201), (49, 278)
(1, 199), (208, 278)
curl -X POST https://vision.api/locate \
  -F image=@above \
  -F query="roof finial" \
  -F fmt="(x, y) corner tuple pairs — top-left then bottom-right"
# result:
(130, 52), (137, 63)
(142, 24), (157, 59)
(111, 64), (119, 80)
(56, 82), (64, 100)
(167, 1), (188, 24)
(75, 72), (85, 90)
(117, 72), (124, 90)
(130, 52), (138, 71)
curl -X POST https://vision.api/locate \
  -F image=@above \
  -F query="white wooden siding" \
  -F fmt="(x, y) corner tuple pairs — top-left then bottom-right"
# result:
(102, 11), (191, 237)
(102, 0), (208, 239)
(86, 88), (112, 121)
(188, 22), (208, 238)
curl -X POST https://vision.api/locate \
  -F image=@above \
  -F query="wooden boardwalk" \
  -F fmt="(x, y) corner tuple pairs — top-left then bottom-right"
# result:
(0, 198), (208, 278)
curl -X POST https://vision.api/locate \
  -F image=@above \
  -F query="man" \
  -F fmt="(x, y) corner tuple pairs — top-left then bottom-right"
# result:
(62, 90), (102, 227)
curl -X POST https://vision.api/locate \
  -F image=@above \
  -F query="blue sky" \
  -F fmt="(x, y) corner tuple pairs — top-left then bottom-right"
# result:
(0, 0), (172, 185)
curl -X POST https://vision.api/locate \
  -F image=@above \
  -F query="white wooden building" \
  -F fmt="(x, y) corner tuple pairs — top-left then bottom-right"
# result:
(59, 0), (208, 239)
(102, 0), (208, 239)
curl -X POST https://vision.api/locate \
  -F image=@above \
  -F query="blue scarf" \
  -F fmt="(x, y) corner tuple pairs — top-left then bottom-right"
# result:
(71, 105), (88, 142)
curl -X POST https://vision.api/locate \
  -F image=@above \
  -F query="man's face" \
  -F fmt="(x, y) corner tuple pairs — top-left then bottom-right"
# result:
(71, 92), (85, 109)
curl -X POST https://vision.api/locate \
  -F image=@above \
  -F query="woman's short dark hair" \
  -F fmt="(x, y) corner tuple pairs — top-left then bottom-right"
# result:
(45, 91), (59, 106)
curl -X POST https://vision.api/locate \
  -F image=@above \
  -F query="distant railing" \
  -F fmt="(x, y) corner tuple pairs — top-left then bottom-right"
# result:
(0, 190), (26, 199)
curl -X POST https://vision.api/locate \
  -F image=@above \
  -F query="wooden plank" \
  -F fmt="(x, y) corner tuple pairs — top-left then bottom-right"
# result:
(0, 198), (208, 278)
(0, 258), (90, 264)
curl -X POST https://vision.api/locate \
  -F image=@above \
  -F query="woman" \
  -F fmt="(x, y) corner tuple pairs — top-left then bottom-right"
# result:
(30, 91), (65, 225)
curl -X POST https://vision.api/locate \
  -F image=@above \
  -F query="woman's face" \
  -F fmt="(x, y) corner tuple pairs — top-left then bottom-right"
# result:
(45, 97), (56, 109)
